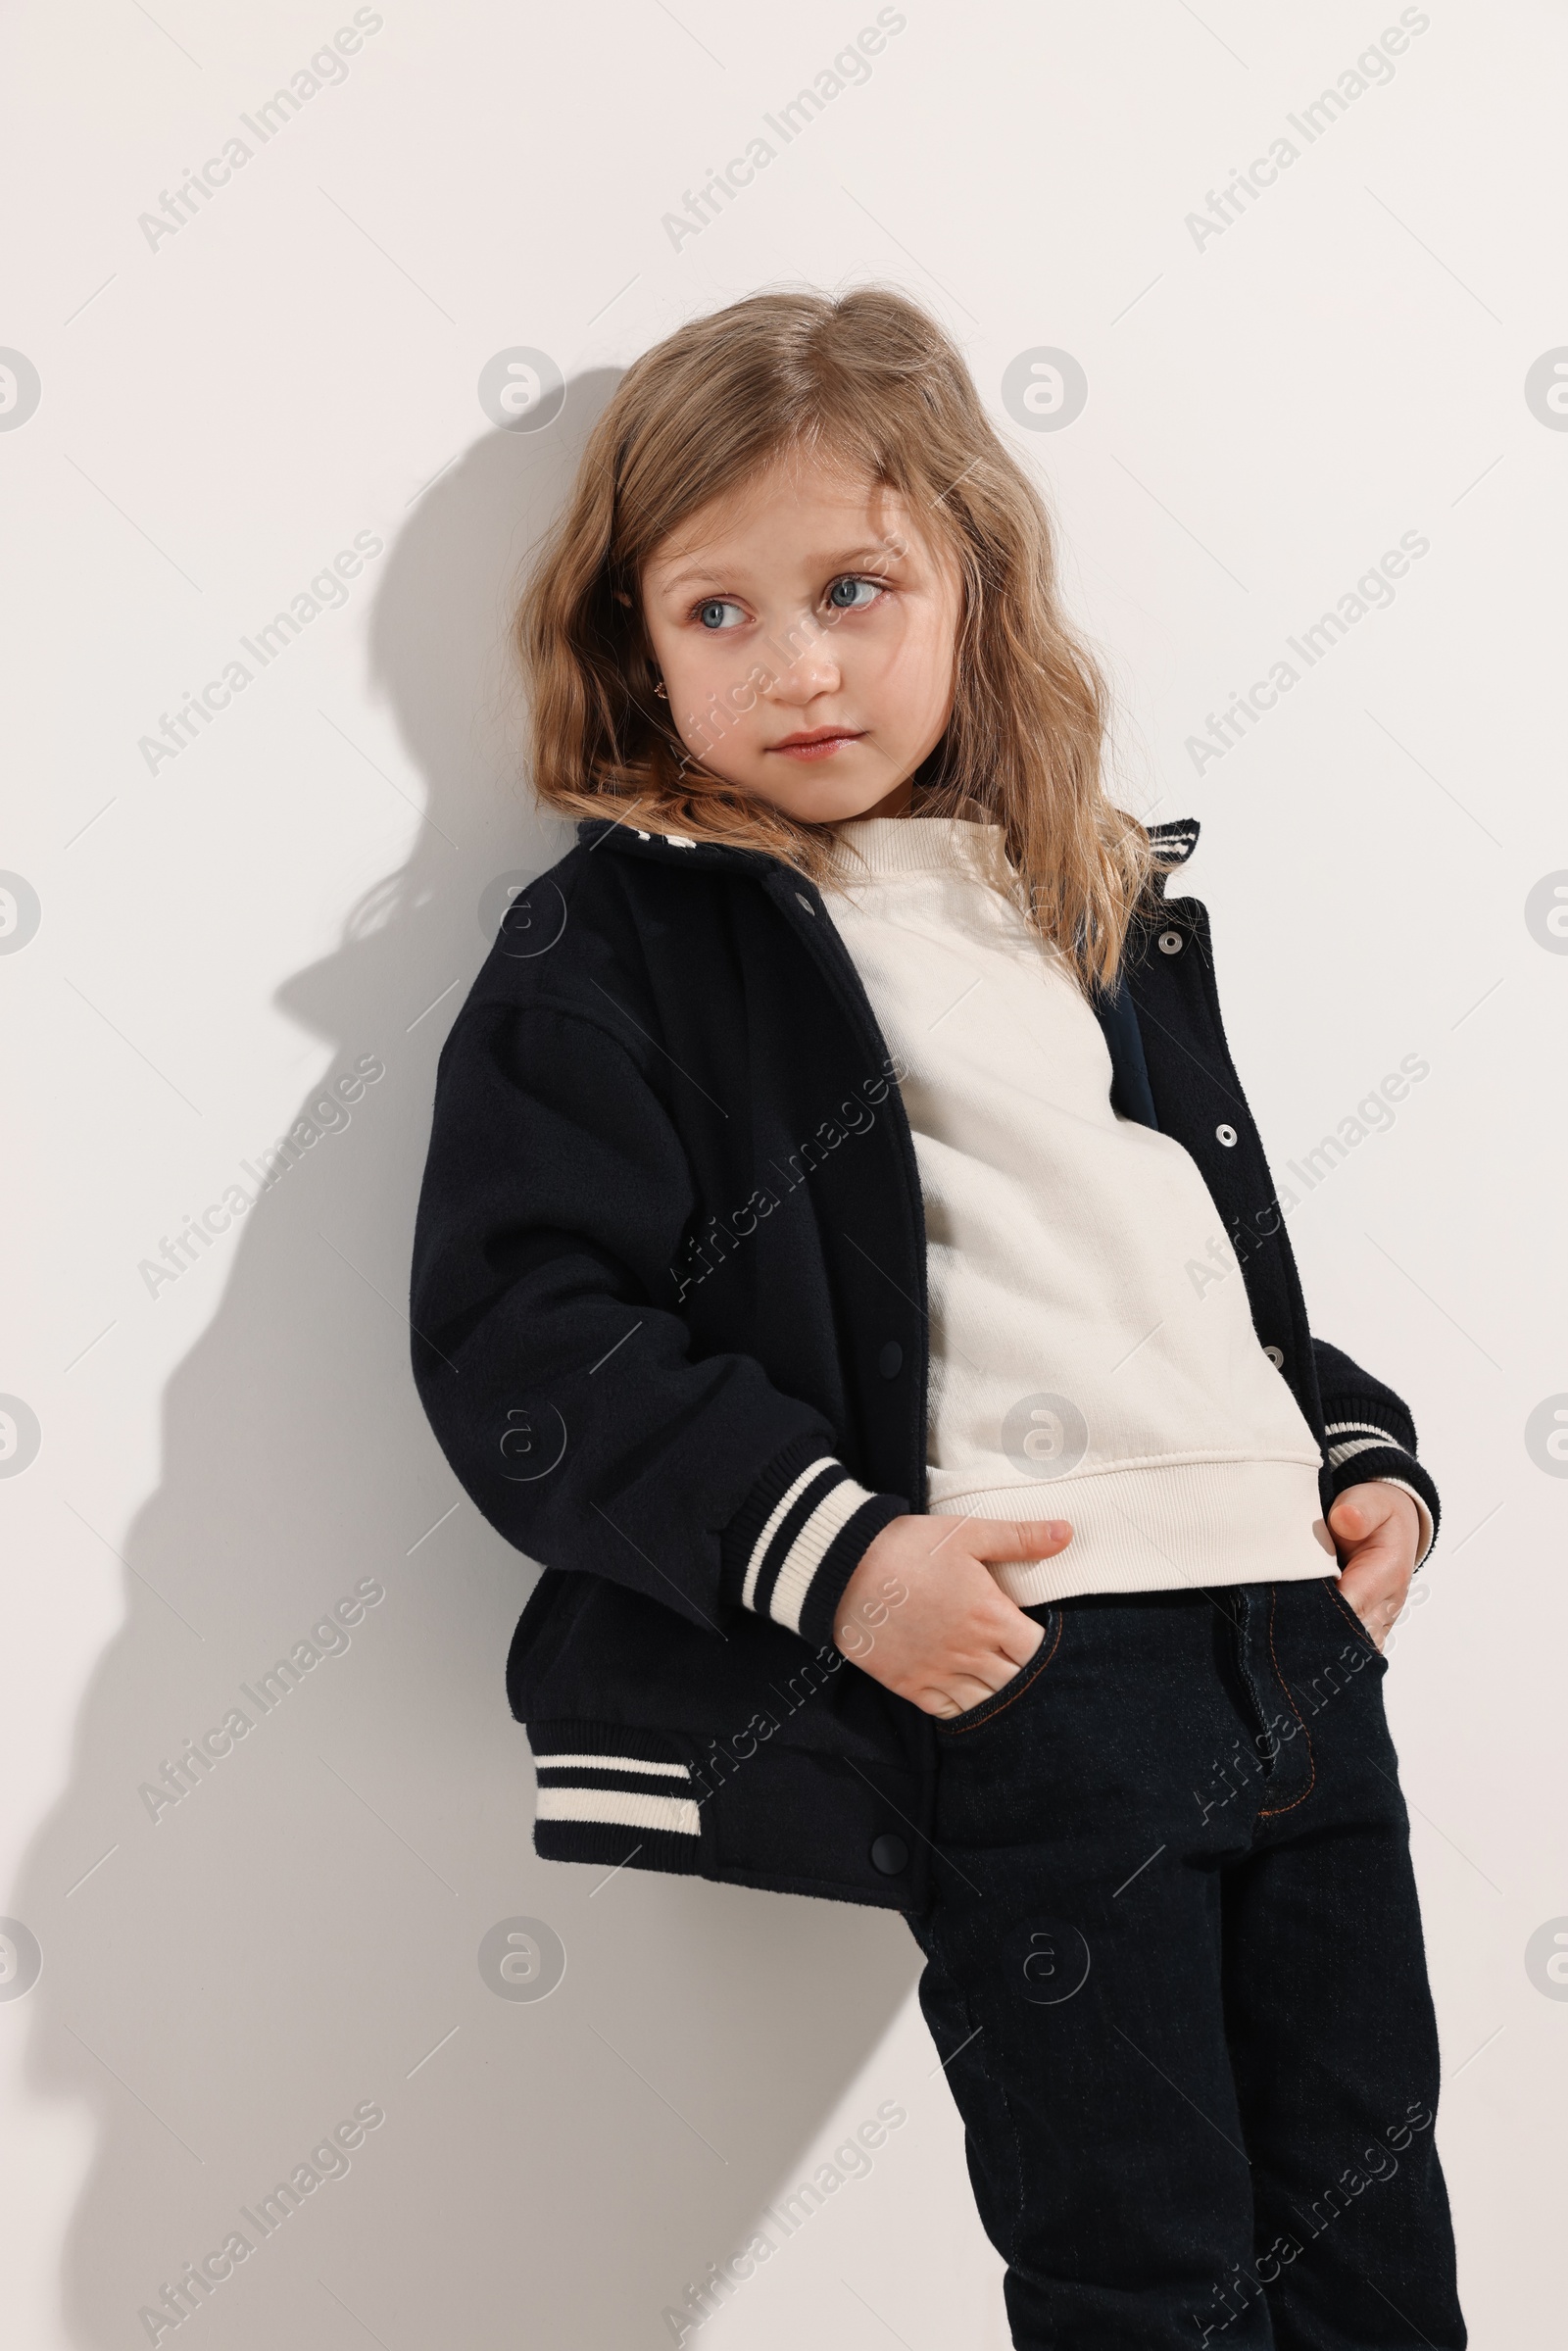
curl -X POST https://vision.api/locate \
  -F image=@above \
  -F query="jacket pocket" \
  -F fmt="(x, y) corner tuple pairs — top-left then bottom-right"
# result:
(934, 1608), (1064, 1738)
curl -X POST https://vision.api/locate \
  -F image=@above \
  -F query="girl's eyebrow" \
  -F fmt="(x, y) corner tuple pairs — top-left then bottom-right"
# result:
(827, 541), (906, 572)
(655, 562), (735, 593)
(655, 542), (906, 595)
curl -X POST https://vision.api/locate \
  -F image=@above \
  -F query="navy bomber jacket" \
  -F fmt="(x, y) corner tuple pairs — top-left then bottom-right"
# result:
(408, 816), (1440, 1915)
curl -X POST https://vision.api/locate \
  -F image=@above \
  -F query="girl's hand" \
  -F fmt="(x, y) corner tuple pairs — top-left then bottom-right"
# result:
(1328, 1483), (1420, 1651)
(833, 1514), (1073, 1718)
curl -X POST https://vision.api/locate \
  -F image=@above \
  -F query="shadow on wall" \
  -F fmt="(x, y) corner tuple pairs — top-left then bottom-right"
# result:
(17, 374), (921, 2350)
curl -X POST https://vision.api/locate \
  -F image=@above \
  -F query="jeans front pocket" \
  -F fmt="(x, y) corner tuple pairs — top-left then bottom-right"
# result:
(934, 1607), (1064, 1739)
(1318, 1573), (1387, 1662)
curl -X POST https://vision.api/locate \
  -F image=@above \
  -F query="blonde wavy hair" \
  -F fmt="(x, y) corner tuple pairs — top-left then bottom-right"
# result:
(515, 287), (1167, 994)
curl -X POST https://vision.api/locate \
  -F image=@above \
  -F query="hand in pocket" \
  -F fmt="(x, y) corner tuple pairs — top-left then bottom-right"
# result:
(833, 1514), (1072, 1717)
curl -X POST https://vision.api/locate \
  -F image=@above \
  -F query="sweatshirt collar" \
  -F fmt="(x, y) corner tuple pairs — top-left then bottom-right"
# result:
(822, 813), (1006, 882)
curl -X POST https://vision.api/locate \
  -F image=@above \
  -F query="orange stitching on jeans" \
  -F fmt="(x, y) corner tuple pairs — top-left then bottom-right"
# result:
(1257, 1585), (1316, 1818)
(1322, 1576), (1381, 1655)
(937, 1611), (1063, 1737)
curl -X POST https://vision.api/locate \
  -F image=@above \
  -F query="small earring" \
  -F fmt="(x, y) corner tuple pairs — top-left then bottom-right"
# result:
(654, 679), (668, 700)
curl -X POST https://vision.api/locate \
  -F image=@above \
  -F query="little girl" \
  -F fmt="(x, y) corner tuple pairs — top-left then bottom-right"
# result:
(410, 288), (1465, 2348)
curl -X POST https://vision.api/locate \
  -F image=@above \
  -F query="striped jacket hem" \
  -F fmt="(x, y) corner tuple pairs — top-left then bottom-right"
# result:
(530, 1722), (704, 1872)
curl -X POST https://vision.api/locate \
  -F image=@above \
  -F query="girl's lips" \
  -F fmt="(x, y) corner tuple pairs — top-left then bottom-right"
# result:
(767, 730), (865, 761)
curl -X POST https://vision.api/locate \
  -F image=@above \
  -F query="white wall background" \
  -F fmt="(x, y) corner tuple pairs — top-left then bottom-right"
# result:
(2, 2), (1564, 2344)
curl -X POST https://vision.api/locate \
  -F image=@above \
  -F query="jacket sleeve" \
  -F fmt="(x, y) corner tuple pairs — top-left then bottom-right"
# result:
(408, 997), (907, 1648)
(1312, 1337), (1439, 1565)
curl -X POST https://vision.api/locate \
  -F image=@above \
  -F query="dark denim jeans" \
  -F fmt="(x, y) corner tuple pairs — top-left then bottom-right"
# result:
(905, 1578), (1466, 2350)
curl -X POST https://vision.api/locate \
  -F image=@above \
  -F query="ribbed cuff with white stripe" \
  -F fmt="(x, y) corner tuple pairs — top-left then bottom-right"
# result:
(722, 1434), (908, 1650)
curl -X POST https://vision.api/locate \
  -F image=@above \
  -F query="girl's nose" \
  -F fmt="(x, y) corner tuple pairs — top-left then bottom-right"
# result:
(770, 618), (842, 704)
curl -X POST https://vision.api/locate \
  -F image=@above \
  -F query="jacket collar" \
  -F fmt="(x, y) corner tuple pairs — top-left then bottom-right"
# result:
(575, 816), (764, 871)
(1146, 816), (1200, 871)
(577, 811), (1201, 877)
(577, 812), (1183, 1134)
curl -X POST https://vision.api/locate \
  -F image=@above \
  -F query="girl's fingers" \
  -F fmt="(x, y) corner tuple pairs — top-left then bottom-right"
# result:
(931, 1679), (1006, 1716)
(927, 1639), (1043, 1714)
(966, 1517), (1072, 1561)
(1002, 1619), (1047, 1667)
(921, 1681), (986, 1718)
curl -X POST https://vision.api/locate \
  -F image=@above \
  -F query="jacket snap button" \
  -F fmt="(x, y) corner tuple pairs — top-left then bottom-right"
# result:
(877, 1341), (903, 1379)
(870, 1834), (908, 1875)
(1215, 1123), (1238, 1147)
(1263, 1345), (1284, 1368)
(1158, 928), (1183, 955)
(794, 892), (816, 915)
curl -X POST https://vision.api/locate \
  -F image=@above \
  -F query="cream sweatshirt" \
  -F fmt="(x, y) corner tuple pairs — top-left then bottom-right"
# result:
(822, 815), (1338, 1605)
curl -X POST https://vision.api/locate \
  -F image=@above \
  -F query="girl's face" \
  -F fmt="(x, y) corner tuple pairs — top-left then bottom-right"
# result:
(639, 450), (962, 824)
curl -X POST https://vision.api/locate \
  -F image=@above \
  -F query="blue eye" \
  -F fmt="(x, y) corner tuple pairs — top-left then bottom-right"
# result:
(696, 599), (745, 630)
(826, 575), (882, 612)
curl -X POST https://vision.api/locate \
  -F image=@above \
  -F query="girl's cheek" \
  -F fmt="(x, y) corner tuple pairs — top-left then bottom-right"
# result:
(882, 623), (944, 693)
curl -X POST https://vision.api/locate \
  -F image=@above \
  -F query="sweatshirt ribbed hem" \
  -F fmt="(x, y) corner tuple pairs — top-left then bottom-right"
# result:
(927, 1455), (1334, 1602)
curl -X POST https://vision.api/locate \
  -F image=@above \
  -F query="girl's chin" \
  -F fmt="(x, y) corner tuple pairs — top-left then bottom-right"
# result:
(772, 791), (895, 826)
(738, 770), (906, 824)
(702, 752), (908, 824)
